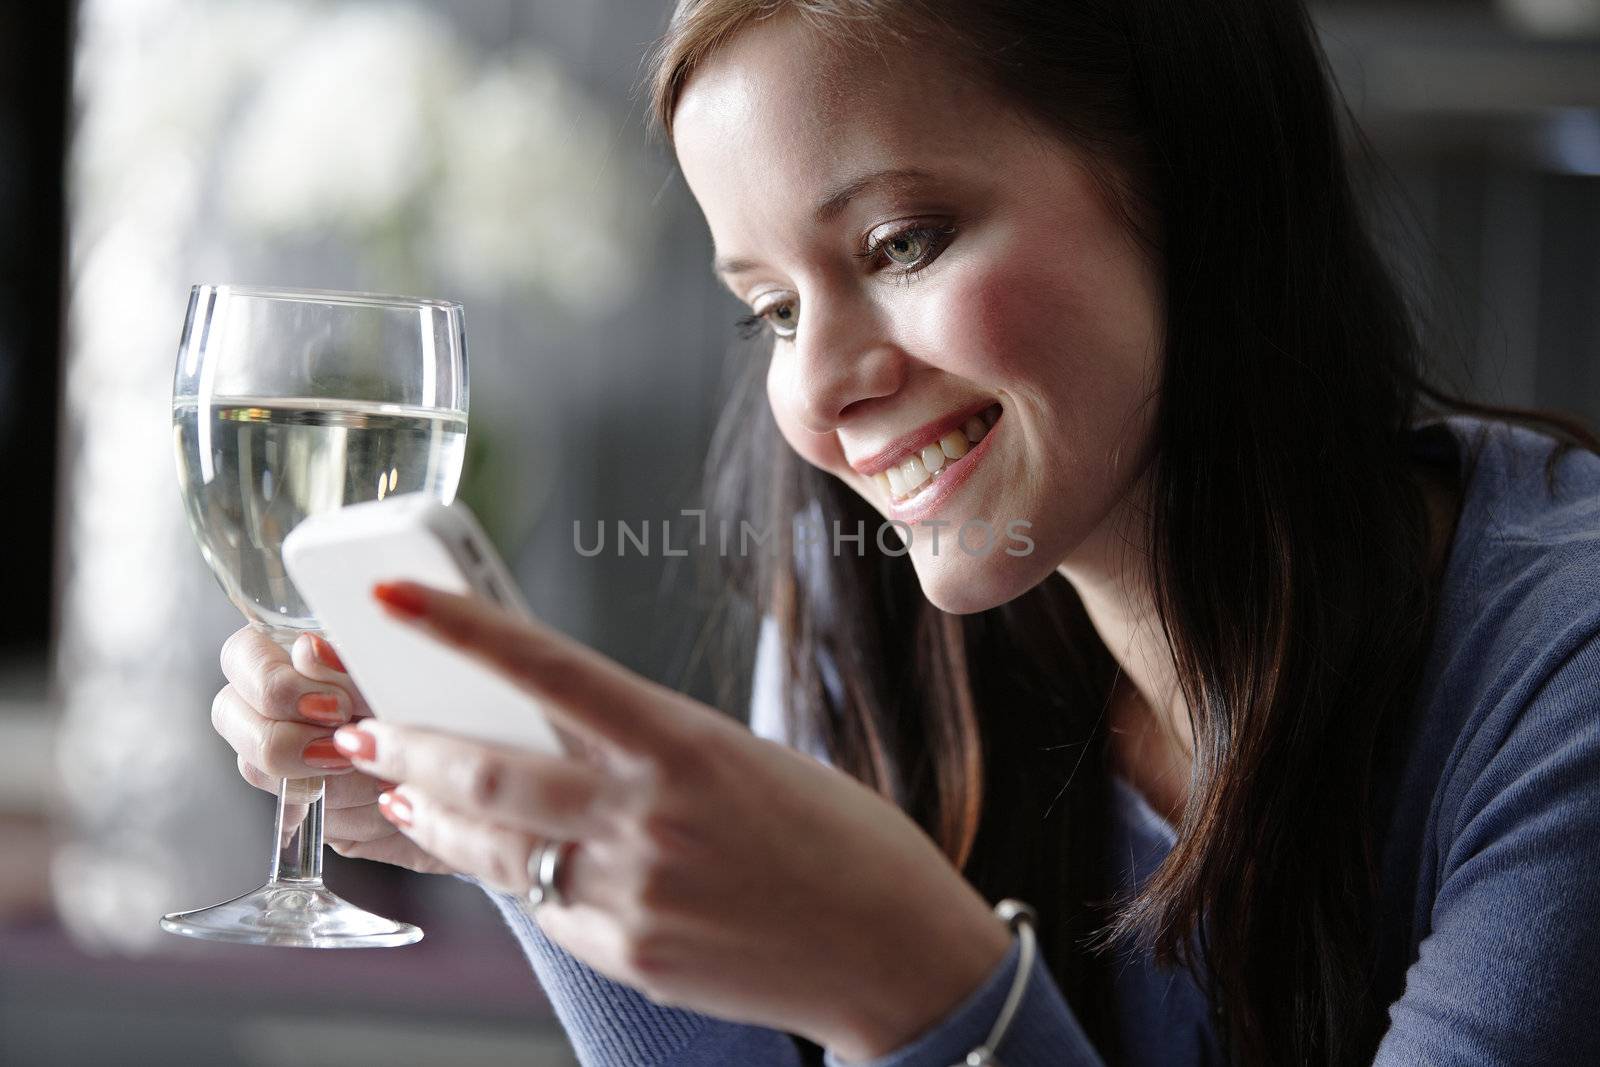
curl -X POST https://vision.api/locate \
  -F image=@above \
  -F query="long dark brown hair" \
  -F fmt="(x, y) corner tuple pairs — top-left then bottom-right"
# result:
(649, 2), (1600, 1063)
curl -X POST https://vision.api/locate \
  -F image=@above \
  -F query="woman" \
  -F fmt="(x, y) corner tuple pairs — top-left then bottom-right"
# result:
(209, 1), (1600, 1064)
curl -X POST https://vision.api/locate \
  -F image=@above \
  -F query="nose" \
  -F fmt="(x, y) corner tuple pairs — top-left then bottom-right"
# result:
(780, 297), (907, 435)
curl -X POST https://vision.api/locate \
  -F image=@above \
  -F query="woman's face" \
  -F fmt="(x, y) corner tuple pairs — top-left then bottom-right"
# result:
(672, 15), (1164, 614)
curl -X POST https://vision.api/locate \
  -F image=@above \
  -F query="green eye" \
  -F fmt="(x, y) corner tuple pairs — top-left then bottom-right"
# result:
(864, 223), (956, 273)
(883, 231), (931, 266)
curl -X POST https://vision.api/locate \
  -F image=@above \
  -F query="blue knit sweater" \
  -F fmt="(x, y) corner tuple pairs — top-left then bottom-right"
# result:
(479, 415), (1600, 1065)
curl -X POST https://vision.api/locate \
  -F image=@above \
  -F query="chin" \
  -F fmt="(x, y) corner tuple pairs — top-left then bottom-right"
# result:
(906, 540), (1052, 615)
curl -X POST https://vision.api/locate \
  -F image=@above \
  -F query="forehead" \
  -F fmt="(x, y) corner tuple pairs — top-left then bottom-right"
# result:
(671, 15), (1040, 252)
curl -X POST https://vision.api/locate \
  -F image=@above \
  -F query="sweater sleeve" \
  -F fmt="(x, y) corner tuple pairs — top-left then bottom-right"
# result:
(474, 880), (811, 1067)
(821, 935), (1104, 1067)
(1374, 627), (1600, 1065)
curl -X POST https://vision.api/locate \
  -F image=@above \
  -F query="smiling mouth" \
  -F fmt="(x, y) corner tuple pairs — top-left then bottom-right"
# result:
(868, 402), (1001, 505)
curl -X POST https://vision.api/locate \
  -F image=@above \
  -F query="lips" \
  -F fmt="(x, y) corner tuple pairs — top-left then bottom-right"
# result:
(845, 400), (1002, 509)
(881, 405), (998, 504)
(850, 401), (993, 473)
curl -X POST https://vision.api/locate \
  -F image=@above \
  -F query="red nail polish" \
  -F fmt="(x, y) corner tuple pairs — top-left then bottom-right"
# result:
(379, 791), (413, 827)
(373, 581), (429, 618)
(332, 726), (375, 761)
(297, 692), (345, 726)
(302, 737), (353, 770)
(311, 634), (346, 673)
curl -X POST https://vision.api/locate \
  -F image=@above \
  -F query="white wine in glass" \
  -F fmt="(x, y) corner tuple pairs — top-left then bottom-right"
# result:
(167, 285), (469, 948)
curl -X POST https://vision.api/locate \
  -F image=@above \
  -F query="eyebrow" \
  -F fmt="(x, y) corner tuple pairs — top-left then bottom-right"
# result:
(711, 166), (937, 282)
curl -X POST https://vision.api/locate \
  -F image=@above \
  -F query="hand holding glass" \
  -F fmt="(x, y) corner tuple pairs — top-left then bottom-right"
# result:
(167, 285), (468, 947)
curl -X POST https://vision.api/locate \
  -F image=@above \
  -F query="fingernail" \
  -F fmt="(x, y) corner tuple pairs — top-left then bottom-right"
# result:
(378, 790), (412, 827)
(302, 737), (352, 770)
(373, 581), (428, 618)
(297, 692), (346, 726)
(311, 634), (346, 673)
(332, 725), (375, 761)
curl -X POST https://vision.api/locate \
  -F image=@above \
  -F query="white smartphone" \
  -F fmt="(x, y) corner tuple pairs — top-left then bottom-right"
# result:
(282, 494), (568, 756)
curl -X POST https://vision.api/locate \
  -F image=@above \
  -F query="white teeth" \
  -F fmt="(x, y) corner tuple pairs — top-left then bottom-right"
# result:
(899, 454), (931, 491)
(939, 431), (969, 460)
(873, 405), (1001, 504)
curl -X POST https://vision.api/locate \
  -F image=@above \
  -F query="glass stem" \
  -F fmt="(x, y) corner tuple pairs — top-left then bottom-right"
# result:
(270, 776), (326, 885)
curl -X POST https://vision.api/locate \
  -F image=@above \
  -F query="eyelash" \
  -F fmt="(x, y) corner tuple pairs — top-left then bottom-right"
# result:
(734, 221), (957, 342)
(734, 310), (776, 341)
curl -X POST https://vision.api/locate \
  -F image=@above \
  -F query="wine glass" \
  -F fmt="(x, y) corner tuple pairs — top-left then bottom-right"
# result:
(166, 285), (468, 947)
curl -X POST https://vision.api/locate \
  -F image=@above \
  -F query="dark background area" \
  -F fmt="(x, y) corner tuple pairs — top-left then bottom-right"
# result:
(0, 3), (68, 658)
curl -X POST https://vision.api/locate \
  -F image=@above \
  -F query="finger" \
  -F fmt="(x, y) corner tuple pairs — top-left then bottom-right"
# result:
(235, 755), (393, 809)
(377, 785), (545, 896)
(328, 831), (457, 875)
(219, 626), (354, 727)
(212, 686), (356, 779)
(289, 633), (375, 720)
(332, 719), (615, 840)
(239, 767), (401, 844)
(324, 800), (405, 844)
(370, 580), (692, 758)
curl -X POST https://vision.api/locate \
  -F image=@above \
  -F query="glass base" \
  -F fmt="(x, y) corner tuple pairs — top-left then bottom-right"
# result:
(160, 881), (423, 949)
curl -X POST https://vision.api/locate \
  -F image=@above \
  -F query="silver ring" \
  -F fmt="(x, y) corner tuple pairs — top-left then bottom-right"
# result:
(526, 839), (571, 909)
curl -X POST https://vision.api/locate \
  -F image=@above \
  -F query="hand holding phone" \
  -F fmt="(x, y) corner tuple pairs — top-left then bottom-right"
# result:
(283, 494), (567, 756)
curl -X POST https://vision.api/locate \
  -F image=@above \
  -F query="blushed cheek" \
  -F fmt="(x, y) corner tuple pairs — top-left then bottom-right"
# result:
(935, 252), (1156, 414)
(927, 261), (1077, 390)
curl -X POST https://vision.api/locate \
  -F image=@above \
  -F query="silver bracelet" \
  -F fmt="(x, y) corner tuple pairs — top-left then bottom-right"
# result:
(949, 899), (1039, 1067)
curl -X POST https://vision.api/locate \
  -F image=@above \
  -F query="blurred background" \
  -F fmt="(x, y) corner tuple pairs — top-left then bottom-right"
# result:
(0, 0), (1596, 1063)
